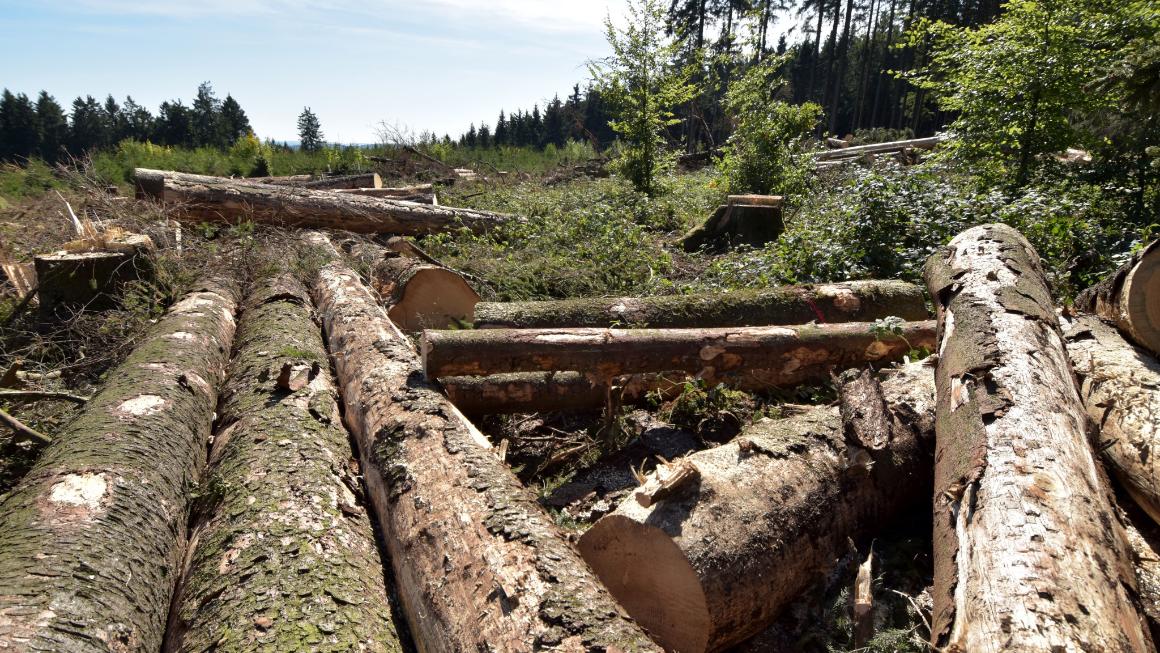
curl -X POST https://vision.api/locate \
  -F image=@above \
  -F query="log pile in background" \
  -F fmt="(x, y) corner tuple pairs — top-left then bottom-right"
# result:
(924, 223), (1152, 651)
(306, 233), (660, 652)
(164, 274), (402, 652)
(579, 361), (936, 652)
(134, 168), (515, 235)
(473, 279), (927, 329)
(0, 278), (238, 650)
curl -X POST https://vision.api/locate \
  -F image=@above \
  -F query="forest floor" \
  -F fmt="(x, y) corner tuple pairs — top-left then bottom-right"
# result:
(0, 152), (1146, 651)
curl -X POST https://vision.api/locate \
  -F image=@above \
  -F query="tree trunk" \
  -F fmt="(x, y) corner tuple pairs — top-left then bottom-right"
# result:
(473, 280), (927, 329)
(1074, 239), (1160, 355)
(133, 169), (514, 236)
(341, 240), (479, 332)
(164, 274), (403, 652)
(305, 233), (660, 652)
(814, 135), (943, 160)
(422, 320), (936, 381)
(247, 173), (382, 189)
(439, 371), (689, 415)
(1065, 314), (1160, 526)
(578, 361), (937, 653)
(923, 223), (1152, 651)
(35, 239), (153, 319)
(679, 202), (784, 253)
(0, 279), (239, 651)
(335, 186), (435, 204)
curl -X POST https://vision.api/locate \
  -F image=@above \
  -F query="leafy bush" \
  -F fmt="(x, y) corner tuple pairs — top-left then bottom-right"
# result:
(717, 55), (822, 197)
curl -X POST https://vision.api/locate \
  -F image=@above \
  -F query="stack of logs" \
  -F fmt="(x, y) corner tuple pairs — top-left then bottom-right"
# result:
(5, 169), (1160, 652)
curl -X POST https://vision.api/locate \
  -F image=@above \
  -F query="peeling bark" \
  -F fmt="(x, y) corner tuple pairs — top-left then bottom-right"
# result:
(472, 280), (927, 329)
(165, 274), (402, 653)
(422, 320), (936, 381)
(305, 233), (660, 652)
(133, 169), (513, 236)
(578, 362), (936, 653)
(923, 223), (1152, 651)
(0, 279), (239, 651)
(1075, 239), (1160, 355)
(1065, 314), (1160, 526)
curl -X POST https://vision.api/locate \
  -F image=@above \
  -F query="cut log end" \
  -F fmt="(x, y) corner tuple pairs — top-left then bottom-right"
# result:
(383, 265), (479, 332)
(578, 514), (711, 653)
(1123, 247), (1160, 354)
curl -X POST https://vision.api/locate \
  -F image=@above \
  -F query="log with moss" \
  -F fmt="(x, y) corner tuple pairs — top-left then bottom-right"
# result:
(439, 371), (688, 415)
(134, 168), (514, 235)
(579, 362), (936, 653)
(0, 278), (239, 651)
(473, 280), (927, 329)
(164, 274), (402, 652)
(924, 224), (1152, 651)
(423, 320), (936, 381)
(245, 172), (382, 189)
(1065, 314), (1160, 526)
(306, 233), (660, 652)
(1074, 239), (1160, 355)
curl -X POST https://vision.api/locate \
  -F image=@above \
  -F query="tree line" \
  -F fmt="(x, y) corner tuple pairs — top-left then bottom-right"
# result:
(0, 82), (252, 164)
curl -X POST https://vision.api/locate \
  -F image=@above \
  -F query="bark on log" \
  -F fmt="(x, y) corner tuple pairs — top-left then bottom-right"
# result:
(341, 240), (479, 332)
(578, 362), (937, 653)
(923, 223), (1152, 651)
(1065, 314), (1160, 525)
(438, 371), (686, 415)
(422, 320), (936, 381)
(335, 185), (435, 203)
(472, 280), (927, 329)
(245, 173), (382, 189)
(0, 279), (239, 651)
(306, 233), (660, 652)
(165, 274), (402, 652)
(1074, 239), (1160, 355)
(133, 169), (514, 235)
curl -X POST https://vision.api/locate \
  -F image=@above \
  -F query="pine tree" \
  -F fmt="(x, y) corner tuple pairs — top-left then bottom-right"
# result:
(35, 91), (68, 163)
(0, 91), (39, 161)
(155, 100), (193, 147)
(529, 105), (545, 148)
(543, 95), (566, 148)
(478, 122), (492, 149)
(191, 82), (225, 148)
(68, 95), (108, 155)
(464, 123), (478, 148)
(297, 107), (324, 152)
(103, 95), (128, 145)
(219, 94), (252, 143)
(122, 96), (154, 141)
(494, 110), (508, 146)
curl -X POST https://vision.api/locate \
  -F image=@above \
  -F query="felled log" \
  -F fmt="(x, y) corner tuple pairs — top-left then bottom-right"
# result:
(814, 135), (944, 161)
(165, 274), (401, 652)
(924, 224), (1151, 651)
(1074, 239), (1160, 355)
(422, 320), (936, 381)
(439, 371), (688, 415)
(578, 362), (936, 653)
(473, 280), (927, 329)
(306, 233), (659, 652)
(343, 240), (479, 332)
(134, 168), (514, 235)
(0, 278), (238, 651)
(680, 196), (784, 252)
(246, 172), (382, 189)
(35, 233), (154, 318)
(335, 184), (435, 203)
(1065, 314), (1160, 525)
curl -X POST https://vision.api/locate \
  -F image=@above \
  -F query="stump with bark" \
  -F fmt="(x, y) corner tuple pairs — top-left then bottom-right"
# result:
(306, 233), (660, 652)
(578, 362), (936, 653)
(35, 235), (153, 318)
(165, 274), (402, 652)
(923, 223), (1151, 651)
(1075, 239), (1160, 355)
(1065, 314), (1160, 525)
(134, 169), (514, 235)
(472, 280), (927, 329)
(680, 196), (784, 252)
(0, 279), (239, 651)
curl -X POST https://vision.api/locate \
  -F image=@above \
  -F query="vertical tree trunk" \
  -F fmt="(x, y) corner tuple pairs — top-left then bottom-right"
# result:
(923, 224), (1152, 651)
(164, 274), (403, 653)
(827, 0), (856, 134)
(869, 0), (898, 127)
(305, 233), (660, 652)
(0, 279), (239, 651)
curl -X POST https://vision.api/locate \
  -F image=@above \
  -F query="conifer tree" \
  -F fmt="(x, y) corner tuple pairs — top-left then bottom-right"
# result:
(122, 96), (154, 142)
(68, 95), (107, 155)
(191, 81), (224, 148)
(103, 95), (128, 144)
(219, 94), (252, 143)
(155, 100), (193, 147)
(297, 107), (324, 152)
(478, 122), (492, 149)
(494, 110), (508, 146)
(543, 95), (567, 148)
(35, 91), (68, 163)
(0, 91), (38, 161)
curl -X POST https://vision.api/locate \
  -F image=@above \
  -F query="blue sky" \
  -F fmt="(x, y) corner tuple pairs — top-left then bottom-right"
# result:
(0, 0), (630, 143)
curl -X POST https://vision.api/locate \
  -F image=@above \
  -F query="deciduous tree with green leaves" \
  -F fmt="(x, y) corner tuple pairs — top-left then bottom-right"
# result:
(590, 0), (698, 196)
(905, 0), (1119, 187)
